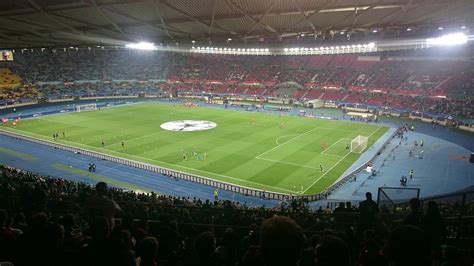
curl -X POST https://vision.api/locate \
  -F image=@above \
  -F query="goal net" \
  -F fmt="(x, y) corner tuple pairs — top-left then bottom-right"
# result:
(75, 103), (97, 112)
(350, 135), (368, 153)
(377, 187), (420, 213)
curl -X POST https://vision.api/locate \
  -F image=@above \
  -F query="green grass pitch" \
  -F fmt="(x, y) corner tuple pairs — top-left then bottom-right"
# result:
(2, 102), (388, 195)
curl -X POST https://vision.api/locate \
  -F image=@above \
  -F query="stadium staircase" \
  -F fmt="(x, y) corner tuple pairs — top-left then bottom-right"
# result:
(341, 94), (350, 102)
(274, 86), (299, 97)
(434, 75), (455, 91)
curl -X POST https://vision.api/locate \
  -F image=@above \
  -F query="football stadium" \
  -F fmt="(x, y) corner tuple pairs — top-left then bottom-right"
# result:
(0, 0), (473, 265)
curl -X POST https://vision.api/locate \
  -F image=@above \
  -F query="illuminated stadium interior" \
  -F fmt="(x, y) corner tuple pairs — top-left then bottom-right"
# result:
(0, 0), (473, 265)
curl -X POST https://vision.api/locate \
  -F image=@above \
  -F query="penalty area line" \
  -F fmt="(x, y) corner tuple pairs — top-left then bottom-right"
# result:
(302, 125), (385, 193)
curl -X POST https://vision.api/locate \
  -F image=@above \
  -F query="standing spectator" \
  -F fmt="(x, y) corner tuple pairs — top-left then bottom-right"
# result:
(359, 192), (379, 231)
(421, 201), (446, 260)
(83, 182), (121, 230)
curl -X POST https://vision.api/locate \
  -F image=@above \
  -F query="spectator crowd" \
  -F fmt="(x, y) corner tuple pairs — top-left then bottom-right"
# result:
(0, 49), (472, 119)
(1, 165), (473, 266)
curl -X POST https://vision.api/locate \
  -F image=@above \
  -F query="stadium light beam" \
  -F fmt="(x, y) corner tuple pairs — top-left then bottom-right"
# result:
(427, 32), (468, 46)
(125, 42), (157, 50)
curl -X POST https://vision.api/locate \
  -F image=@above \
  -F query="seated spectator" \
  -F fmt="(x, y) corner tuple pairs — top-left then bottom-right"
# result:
(259, 215), (305, 266)
(193, 231), (217, 266)
(314, 236), (351, 266)
(403, 198), (422, 227)
(421, 201), (446, 260)
(83, 182), (121, 229)
(0, 209), (17, 263)
(333, 202), (346, 213)
(359, 239), (388, 266)
(385, 225), (430, 266)
(136, 236), (159, 266)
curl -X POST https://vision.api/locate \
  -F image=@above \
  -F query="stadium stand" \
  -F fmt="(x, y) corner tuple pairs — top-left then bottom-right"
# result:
(0, 0), (473, 264)
(2, 50), (472, 120)
(0, 165), (473, 266)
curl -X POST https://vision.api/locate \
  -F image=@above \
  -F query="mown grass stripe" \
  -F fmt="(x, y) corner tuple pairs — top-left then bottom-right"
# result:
(0, 147), (38, 161)
(52, 163), (151, 193)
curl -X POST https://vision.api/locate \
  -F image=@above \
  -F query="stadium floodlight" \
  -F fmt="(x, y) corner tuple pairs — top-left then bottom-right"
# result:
(427, 32), (467, 46)
(283, 48), (288, 52)
(125, 42), (157, 50)
(461, 25), (467, 29)
(438, 27), (443, 30)
(367, 42), (375, 48)
(372, 29), (378, 33)
(265, 48), (269, 52)
(406, 28), (412, 31)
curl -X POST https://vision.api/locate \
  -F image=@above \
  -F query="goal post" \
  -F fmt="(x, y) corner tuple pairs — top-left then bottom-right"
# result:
(350, 135), (368, 153)
(377, 187), (420, 213)
(75, 103), (97, 112)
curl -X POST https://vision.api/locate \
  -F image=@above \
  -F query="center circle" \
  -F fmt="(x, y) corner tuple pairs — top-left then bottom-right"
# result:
(160, 120), (217, 132)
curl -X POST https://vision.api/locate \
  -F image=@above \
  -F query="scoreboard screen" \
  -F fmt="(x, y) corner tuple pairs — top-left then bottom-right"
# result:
(0, 50), (13, 61)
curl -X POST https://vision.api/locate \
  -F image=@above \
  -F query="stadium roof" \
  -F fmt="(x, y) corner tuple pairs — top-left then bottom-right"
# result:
(0, 0), (472, 48)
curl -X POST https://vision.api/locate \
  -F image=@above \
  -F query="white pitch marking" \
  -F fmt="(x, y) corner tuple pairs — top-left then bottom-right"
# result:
(257, 157), (322, 171)
(320, 138), (352, 156)
(302, 125), (384, 193)
(255, 126), (320, 159)
(3, 128), (298, 194)
(275, 134), (299, 145)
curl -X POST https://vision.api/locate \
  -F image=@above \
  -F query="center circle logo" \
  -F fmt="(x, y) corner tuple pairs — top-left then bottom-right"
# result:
(160, 120), (217, 132)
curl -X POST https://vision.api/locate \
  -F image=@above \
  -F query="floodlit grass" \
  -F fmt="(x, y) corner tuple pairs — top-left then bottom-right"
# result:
(2, 102), (388, 195)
